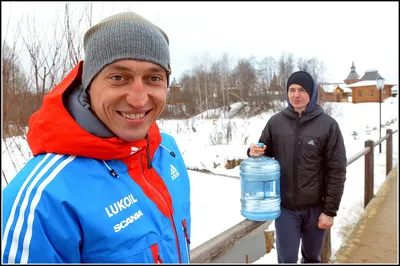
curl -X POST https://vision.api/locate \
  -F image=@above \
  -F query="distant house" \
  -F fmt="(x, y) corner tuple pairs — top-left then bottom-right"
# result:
(319, 62), (397, 103)
(319, 83), (352, 103)
(167, 77), (184, 104)
(345, 68), (396, 103)
(319, 62), (397, 104)
(317, 62), (359, 103)
(347, 79), (396, 103)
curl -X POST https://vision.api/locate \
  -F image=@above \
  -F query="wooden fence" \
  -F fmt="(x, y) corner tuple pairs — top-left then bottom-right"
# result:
(190, 128), (398, 263)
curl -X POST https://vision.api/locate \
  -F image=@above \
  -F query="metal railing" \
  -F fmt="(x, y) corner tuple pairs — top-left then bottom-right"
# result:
(190, 128), (398, 263)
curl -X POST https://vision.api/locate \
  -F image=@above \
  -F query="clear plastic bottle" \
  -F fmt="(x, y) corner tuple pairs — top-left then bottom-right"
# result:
(240, 143), (281, 221)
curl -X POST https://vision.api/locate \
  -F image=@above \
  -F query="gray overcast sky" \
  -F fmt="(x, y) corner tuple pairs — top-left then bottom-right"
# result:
(2, 1), (399, 86)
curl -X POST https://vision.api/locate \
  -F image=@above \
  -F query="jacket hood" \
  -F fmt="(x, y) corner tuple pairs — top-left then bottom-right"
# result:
(27, 61), (161, 160)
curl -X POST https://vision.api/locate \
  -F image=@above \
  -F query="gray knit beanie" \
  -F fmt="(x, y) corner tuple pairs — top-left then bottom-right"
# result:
(82, 11), (171, 90)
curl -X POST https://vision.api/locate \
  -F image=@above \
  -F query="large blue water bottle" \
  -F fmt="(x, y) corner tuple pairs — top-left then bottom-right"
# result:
(240, 143), (281, 221)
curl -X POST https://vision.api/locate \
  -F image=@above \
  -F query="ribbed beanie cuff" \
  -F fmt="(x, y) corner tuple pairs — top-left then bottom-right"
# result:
(82, 11), (171, 90)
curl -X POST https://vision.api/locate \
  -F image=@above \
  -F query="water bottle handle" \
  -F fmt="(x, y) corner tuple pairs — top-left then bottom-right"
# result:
(254, 143), (265, 158)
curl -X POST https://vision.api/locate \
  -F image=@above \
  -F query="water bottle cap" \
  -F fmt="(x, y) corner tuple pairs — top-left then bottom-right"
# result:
(256, 143), (264, 147)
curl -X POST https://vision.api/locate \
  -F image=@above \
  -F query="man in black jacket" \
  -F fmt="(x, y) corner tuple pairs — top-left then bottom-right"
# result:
(248, 71), (347, 263)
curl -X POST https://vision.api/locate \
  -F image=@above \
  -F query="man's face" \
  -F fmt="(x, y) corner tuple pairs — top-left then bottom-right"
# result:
(288, 84), (310, 112)
(89, 59), (168, 142)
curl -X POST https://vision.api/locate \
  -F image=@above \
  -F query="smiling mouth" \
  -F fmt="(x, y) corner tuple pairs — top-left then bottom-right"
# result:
(118, 111), (150, 120)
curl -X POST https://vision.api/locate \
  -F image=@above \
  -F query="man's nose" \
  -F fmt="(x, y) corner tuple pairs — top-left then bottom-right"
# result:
(293, 90), (301, 97)
(126, 80), (148, 107)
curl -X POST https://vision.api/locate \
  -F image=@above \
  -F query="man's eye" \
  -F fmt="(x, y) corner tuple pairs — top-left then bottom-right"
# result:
(150, 76), (161, 82)
(111, 75), (124, 81)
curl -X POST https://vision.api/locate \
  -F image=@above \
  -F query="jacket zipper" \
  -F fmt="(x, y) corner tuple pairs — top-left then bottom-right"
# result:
(150, 244), (163, 263)
(139, 156), (182, 263)
(294, 118), (300, 205)
(182, 219), (191, 261)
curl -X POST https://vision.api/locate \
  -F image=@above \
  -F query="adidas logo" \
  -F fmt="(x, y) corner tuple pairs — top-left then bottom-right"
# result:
(170, 164), (179, 180)
(130, 146), (141, 155)
(308, 140), (315, 145)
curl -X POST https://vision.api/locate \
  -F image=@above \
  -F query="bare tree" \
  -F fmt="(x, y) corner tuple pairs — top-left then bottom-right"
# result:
(277, 52), (295, 88)
(219, 53), (232, 113)
(192, 53), (214, 117)
(177, 71), (199, 116)
(233, 58), (257, 100)
(297, 57), (327, 84)
(257, 56), (277, 88)
(2, 42), (31, 131)
(2, 38), (35, 183)
(64, 3), (93, 69)
(20, 3), (93, 100)
(209, 61), (222, 109)
(21, 12), (65, 98)
(2, 3), (93, 183)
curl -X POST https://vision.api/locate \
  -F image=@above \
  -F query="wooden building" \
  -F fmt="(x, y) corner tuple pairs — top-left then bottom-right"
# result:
(319, 83), (352, 103)
(317, 62), (358, 103)
(347, 79), (395, 103)
(318, 62), (396, 103)
(346, 69), (396, 103)
(166, 77), (184, 104)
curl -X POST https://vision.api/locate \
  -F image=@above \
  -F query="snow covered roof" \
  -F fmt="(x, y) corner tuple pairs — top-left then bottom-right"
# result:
(360, 69), (383, 81)
(320, 83), (352, 93)
(346, 80), (397, 88)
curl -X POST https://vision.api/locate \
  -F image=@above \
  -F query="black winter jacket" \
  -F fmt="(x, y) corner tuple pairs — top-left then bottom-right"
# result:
(255, 105), (346, 217)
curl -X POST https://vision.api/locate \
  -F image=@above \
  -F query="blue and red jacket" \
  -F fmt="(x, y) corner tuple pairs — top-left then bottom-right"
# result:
(2, 62), (191, 263)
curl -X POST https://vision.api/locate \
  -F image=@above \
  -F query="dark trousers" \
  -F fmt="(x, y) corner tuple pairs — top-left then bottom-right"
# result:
(275, 205), (327, 263)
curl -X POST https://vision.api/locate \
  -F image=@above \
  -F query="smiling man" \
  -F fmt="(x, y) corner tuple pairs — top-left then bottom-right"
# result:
(2, 11), (191, 263)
